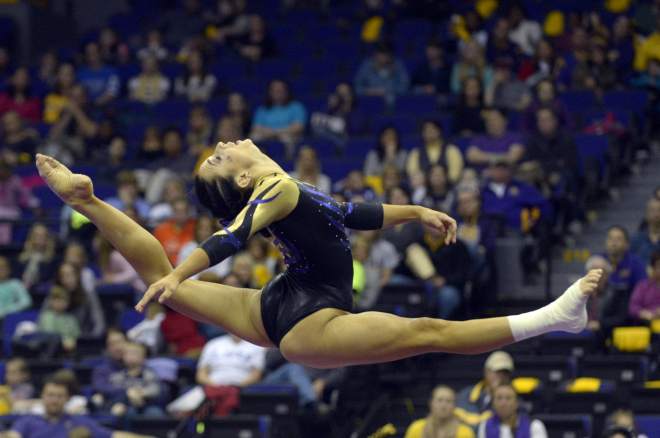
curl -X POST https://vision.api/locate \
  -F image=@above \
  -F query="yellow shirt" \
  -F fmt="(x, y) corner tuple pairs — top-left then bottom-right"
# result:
(406, 143), (464, 184)
(634, 32), (660, 71)
(404, 418), (475, 438)
(43, 93), (68, 124)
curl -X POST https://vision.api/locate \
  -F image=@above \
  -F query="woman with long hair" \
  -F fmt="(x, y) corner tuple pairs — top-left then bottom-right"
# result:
(405, 386), (474, 438)
(36, 141), (601, 369)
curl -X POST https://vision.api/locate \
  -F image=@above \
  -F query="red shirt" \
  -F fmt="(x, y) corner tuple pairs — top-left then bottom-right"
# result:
(153, 218), (196, 265)
(160, 310), (206, 356)
(0, 93), (42, 123)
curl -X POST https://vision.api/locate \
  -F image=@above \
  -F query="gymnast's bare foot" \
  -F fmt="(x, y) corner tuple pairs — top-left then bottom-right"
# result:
(35, 154), (94, 207)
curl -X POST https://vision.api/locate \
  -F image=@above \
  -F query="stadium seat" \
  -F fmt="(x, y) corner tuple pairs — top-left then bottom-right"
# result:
(602, 90), (649, 115)
(119, 308), (145, 332)
(373, 283), (430, 318)
(239, 385), (299, 416)
(127, 417), (188, 437)
(630, 386), (660, 414)
(2, 310), (39, 356)
(559, 91), (597, 113)
(578, 355), (649, 383)
(514, 355), (577, 385)
(612, 326), (651, 352)
(539, 331), (597, 357)
(534, 413), (593, 438)
(202, 414), (272, 438)
(636, 415), (660, 438)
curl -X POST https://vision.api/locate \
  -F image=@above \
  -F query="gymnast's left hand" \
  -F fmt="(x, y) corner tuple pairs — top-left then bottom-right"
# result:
(419, 208), (457, 245)
(135, 273), (181, 312)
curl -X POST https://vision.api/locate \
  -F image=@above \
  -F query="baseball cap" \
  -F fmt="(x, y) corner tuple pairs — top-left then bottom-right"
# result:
(484, 351), (514, 372)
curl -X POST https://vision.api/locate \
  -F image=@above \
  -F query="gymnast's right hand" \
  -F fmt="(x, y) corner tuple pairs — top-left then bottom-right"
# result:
(135, 273), (181, 312)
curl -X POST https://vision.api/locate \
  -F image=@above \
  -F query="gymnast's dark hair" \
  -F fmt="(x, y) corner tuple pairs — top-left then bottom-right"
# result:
(194, 175), (252, 225)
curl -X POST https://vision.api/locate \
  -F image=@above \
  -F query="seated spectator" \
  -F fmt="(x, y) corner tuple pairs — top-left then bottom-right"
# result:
(1, 111), (39, 166)
(147, 177), (186, 227)
(352, 229), (399, 310)
(354, 43), (409, 102)
(234, 15), (276, 62)
(92, 328), (128, 404)
(507, 5), (542, 57)
(21, 369), (88, 416)
(105, 171), (151, 221)
(136, 126), (163, 164)
(478, 383), (548, 437)
(629, 250), (660, 322)
(631, 197), (660, 266)
(160, 308), (206, 358)
(522, 107), (582, 233)
(137, 29), (169, 62)
(1, 358), (35, 412)
(46, 84), (98, 164)
(177, 215), (232, 281)
(230, 252), (256, 288)
(35, 50), (58, 90)
(37, 286), (80, 355)
(522, 79), (569, 132)
(450, 41), (493, 95)
(337, 170), (376, 202)
(128, 55), (171, 105)
(604, 409), (649, 438)
(174, 50), (217, 102)
(52, 262), (105, 338)
(97, 27), (123, 65)
(186, 106), (214, 156)
(364, 126), (407, 177)
(102, 341), (163, 417)
(453, 76), (486, 137)
(485, 18), (518, 65)
(411, 41), (451, 95)
(153, 197), (196, 265)
(407, 120), (463, 184)
(8, 374), (151, 438)
(0, 159), (39, 244)
(290, 146), (331, 193)
(405, 385), (474, 438)
(95, 235), (146, 292)
(204, 0), (250, 46)
(77, 41), (120, 106)
(224, 92), (252, 137)
(310, 82), (355, 145)
(456, 351), (514, 428)
(0, 67), (41, 123)
(249, 79), (306, 157)
(0, 255), (31, 320)
(381, 164), (404, 195)
(92, 136), (132, 183)
(167, 334), (265, 415)
(485, 58), (531, 111)
(600, 225), (647, 297)
(417, 164), (454, 215)
(17, 223), (58, 290)
(466, 108), (525, 171)
(520, 40), (564, 88)
(62, 241), (96, 294)
(633, 14), (660, 72)
(587, 42), (619, 91)
(43, 63), (76, 125)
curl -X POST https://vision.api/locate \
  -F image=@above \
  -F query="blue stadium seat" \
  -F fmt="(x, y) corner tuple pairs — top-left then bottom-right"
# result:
(119, 308), (145, 332)
(603, 90), (649, 115)
(574, 133), (609, 176)
(578, 355), (649, 383)
(153, 99), (191, 125)
(534, 414), (593, 438)
(323, 160), (360, 183)
(372, 114), (419, 136)
(559, 90), (597, 113)
(636, 415), (660, 438)
(356, 96), (386, 115)
(395, 94), (439, 114)
(206, 97), (228, 120)
(344, 138), (374, 163)
(2, 310), (39, 356)
(33, 185), (63, 210)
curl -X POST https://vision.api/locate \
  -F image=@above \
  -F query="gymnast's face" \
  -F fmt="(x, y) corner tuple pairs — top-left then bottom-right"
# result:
(199, 139), (262, 187)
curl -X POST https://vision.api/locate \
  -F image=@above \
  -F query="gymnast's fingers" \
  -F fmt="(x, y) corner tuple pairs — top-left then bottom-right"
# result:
(135, 284), (161, 312)
(445, 217), (457, 245)
(158, 288), (173, 304)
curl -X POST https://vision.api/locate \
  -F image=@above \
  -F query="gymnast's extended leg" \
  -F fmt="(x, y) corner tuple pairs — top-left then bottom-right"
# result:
(36, 154), (273, 347)
(280, 270), (602, 368)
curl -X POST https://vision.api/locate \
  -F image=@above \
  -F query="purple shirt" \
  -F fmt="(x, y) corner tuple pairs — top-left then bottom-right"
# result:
(471, 131), (523, 155)
(11, 414), (113, 438)
(629, 278), (660, 318)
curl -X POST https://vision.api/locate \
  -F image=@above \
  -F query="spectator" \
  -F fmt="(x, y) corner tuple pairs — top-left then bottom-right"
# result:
(235, 15), (276, 62)
(35, 51), (58, 89)
(17, 223), (58, 290)
(353, 229), (399, 310)
(77, 42), (120, 106)
(160, 308), (206, 358)
(485, 58), (531, 111)
(0, 67), (41, 123)
(0, 47), (9, 83)
(420, 164), (455, 213)
(455, 351), (514, 428)
(46, 84), (99, 163)
(52, 262), (105, 338)
(412, 41), (451, 95)
(519, 39), (565, 88)
(466, 108), (525, 171)
(610, 16), (635, 81)
(43, 63), (76, 125)
(477, 383), (548, 438)
(136, 126), (163, 163)
(633, 15), (660, 72)
(407, 120), (463, 184)
(177, 215), (232, 281)
(604, 409), (649, 438)
(453, 76), (486, 137)
(310, 82), (355, 145)
(224, 92), (251, 137)
(355, 43), (409, 102)
(0, 159), (39, 244)
(95, 235), (145, 292)
(62, 241), (96, 296)
(128, 55), (170, 105)
(0, 255), (31, 319)
(250, 79), (306, 157)
(364, 126), (407, 177)
(23, 369), (88, 416)
(204, 0), (250, 46)
(103, 341), (163, 417)
(186, 106), (213, 156)
(230, 252), (255, 288)
(157, 0), (205, 46)
(146, 177), (186, 227)
(290, 146), (332, 193)
(2, 358), (35, 410)
(37, 286), (80, 355)
(631, 197), (660, 266)
(137, 29), (169, 62)
(557, 27), (590, 91)
(7, 375), (151, 438)
(405, 385), (474, 438)
(153, 197), (196, 265)
(485, 18), (517, 65)
(174, 50), (217, 102)
(105, 170), (151, 217)
(522, 79), (570, 132)
(522, 107), (582, 234)
(450, 41), (493, 95)
(337, 170), (376, 202)
(127, 303), (165, 354)
(507, 5), (542, 57)
(1, 111), (40, 165)
(629, 250), (660, 322)
(167, 334), (265, 415)
(381, 164), (404, 195)
(92, 136), (131, 184)
(92, 328), (128, 403)
(601, 225), (647, 296)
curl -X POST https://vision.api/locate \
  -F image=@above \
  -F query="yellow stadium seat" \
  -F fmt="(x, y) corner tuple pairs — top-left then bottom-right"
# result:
(512, 377), (540, 394)
(566, 378), (601, 393)
(612, 326), (651, 352)
(650, 319), (660, 334)
(644, 380), (660, 389)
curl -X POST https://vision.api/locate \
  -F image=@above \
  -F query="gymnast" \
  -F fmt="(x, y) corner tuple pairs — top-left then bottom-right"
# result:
(35, 140), (602, 369)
